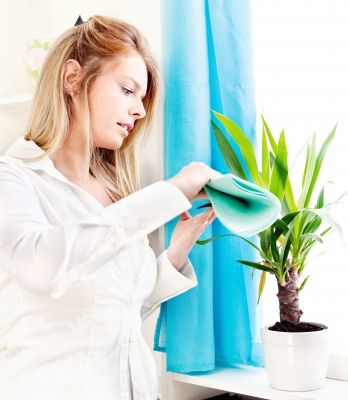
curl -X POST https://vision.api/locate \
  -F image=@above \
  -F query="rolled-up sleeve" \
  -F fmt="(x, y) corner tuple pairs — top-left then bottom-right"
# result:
(141, 250), (198, 320)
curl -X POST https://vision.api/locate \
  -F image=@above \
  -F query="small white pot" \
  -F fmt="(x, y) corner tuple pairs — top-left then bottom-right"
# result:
(261, 323), (329, 391)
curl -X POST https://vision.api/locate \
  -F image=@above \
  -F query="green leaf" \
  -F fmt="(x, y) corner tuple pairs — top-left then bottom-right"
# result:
(197, 232), (277, 265)
(261, 129), (270, 186)
(298, 135), (316, 207)
(299, 275), (310, 291)
(320, 226), (332, 236)
(277, 211), (301, 226)
(302, 143), (310, 188)
(234, 236), (263, 252)
(196, 233), (234, 245)
(316, 186), (325, 208)
(299, 227), (329, 256)
(274, 218), (290, 236)
(298, 233), (323, 259)
(303, 125), (337, 207)
(262, 115), (278, 153)
(301, 233), (324, 245)
(237, 260), (276, 274)
(197, 233), (265, 258)
(260, 228), (272, 260)
(257, 271), (267, 304)
(213, 111), (262, 185)
(284, 177), (298, 213)
(279, 218), (297, 269)
(237, 235), (273, 261)
(269, 131), (289, 202)
(211, 121), (248, 180)
(302, 213), (322, 235)
(270, 232), (280, 263)
(309, 206), (344, 242)
(298, 185), (329, 237)
(273, 212), (300, 238)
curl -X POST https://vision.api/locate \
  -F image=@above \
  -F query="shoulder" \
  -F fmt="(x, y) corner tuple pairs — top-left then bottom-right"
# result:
(0, 155), (24, 172)
(0, 156), (34, 186)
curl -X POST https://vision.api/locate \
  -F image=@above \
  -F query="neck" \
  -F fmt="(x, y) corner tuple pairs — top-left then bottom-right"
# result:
(50, 127), (92, 184)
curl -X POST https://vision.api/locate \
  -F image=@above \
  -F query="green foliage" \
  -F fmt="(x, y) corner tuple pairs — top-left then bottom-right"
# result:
(207, 111), (339, 295)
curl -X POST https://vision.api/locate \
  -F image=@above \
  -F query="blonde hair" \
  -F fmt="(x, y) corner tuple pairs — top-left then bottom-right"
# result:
(24, 15), (160, 201)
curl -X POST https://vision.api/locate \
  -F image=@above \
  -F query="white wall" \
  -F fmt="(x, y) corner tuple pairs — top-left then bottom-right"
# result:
(0, 0), (162, 183)
(251, 0), (348, 357)
(0, 0), (49, 151)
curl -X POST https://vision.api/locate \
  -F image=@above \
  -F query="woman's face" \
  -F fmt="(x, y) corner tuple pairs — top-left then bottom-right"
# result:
(88, 51), (148, 150)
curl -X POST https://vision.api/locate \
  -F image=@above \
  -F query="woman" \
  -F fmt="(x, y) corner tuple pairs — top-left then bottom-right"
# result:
(0, 15), (220, 399)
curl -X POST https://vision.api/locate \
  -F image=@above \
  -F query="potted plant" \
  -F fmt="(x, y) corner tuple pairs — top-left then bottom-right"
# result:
(199, 111), (343, 391)
(24, 38), (55, 86)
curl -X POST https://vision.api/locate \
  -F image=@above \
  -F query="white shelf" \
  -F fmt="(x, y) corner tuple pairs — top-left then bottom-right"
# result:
(0, 93), (33, 106)
(172, 366), (348, 400)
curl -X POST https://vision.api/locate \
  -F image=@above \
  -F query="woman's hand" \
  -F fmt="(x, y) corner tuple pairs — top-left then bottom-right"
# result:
(166, 207), (216, 270)
(167, 162), (222, 202)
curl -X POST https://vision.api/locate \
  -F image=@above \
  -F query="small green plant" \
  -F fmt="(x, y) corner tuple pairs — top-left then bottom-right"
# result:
(24, 38), (54, 83)
(199, 111), (342, 328)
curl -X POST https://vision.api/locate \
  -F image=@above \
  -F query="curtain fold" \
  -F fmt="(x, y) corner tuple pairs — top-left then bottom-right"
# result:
(154, 0), (263, 373)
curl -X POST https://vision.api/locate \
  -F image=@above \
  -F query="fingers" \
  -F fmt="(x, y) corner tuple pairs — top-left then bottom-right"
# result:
(179, 208), (215, 231)
(190, 161), (222, 180)
(207, 209), (216, 223)
(199, 207), (216, 229)
(204, 207), (215, 216)
(195, 189), (208, 200)
(196, 206), (214, 220)
(209, 169), (223, 180)
(206, 209), (216, 224)
(170, 207), (216, 252)
(180, 211), (191, 220)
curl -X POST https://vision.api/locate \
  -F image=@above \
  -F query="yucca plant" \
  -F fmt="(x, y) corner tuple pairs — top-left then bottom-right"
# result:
(199, 110), (341, 331)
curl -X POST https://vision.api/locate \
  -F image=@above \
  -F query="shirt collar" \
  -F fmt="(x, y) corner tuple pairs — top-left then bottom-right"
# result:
(4, 135), (68, 182)
(3, 135), (108, 210)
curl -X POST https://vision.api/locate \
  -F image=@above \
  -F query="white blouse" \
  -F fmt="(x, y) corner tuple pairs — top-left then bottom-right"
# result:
(0, 136), (197, 400)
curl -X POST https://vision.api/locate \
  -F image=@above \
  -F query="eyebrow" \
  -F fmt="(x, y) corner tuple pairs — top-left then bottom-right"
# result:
(120, 75), (147, 99)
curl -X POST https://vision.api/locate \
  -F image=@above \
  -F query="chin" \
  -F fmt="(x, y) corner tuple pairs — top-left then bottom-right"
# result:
(105, 144), (122, 151)
(95, 138), (124, 151)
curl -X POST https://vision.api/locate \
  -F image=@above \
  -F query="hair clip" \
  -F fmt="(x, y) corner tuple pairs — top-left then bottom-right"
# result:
(74, 15), (84, 26)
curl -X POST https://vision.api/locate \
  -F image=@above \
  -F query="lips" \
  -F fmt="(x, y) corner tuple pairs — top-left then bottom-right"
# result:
(117, 122), (133, 133)
(117, 124), (129, 136)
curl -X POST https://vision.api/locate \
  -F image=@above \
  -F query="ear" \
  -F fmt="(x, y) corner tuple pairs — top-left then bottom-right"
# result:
(62, 59), (82, 93)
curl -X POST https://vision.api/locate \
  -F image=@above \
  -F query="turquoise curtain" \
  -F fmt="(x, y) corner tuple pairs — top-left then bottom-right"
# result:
(154, 0), (264, 373)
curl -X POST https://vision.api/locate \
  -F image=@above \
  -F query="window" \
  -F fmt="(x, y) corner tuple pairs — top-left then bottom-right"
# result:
(251, 0), (348, 366)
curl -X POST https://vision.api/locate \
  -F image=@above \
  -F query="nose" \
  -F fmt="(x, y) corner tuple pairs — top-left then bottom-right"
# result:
(130, 98), (146, 120)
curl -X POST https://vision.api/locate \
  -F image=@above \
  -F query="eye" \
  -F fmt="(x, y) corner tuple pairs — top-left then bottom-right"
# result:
(122, 87), (134, 96)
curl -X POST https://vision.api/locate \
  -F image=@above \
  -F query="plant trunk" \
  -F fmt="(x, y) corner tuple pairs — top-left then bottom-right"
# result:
(277, 267), (303, 325)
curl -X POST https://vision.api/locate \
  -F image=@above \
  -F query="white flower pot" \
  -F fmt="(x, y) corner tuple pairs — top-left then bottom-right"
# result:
(261, 323), (329, 391)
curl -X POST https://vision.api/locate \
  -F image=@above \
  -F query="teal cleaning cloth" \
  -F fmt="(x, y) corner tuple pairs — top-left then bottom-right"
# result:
(205, 174), (281, 237)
